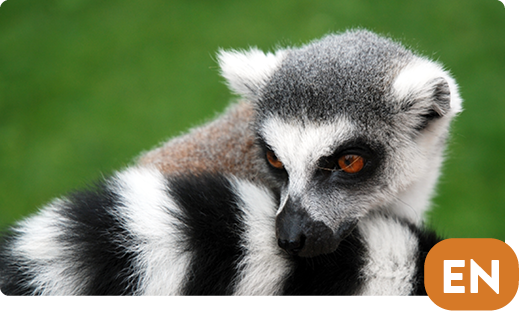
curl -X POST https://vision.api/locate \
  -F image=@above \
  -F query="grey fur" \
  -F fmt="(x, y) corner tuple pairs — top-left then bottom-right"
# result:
(256, 30), (413, 122)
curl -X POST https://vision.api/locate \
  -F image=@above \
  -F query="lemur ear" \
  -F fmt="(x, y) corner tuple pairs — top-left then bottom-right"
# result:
(217, 48), (286, 101)
(393, 58), (462, 129)
(424, 77), (451, 117)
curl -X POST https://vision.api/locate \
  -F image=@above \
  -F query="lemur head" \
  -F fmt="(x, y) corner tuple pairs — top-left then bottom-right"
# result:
(218, 29), (462, 257)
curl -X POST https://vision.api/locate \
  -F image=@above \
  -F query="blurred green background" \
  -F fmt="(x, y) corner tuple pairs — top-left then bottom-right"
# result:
(0, 0), (504, 240)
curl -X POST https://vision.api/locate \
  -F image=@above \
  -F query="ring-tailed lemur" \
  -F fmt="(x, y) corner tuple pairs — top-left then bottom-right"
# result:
(0, 29), (459, 295)
(142, 29), (461, 257)
(0, 167), (439, 295)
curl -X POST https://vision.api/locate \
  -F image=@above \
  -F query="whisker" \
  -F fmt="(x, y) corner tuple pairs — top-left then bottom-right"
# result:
(316, 166), (341, 172)
(391, 195), (420, 222)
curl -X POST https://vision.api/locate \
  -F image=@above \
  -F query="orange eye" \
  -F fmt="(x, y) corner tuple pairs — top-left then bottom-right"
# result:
(338, 155), (365, 173)
(266, 150), (284, 169)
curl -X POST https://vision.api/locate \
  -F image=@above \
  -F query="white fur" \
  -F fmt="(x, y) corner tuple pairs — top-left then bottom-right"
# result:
(393, 57), (462, 117)
(255, 59), (462, 228)
(111, 167), (190, 295)
(218, 48), (287, 99)
(10, 201), (90, 295)
(389, 115), (453, 224)
(388, 164), (441, 224)
(258, 116), (426, 229)
(259, 116), (355, 216)
(387, 58), (463, 224)
(231, 179), (292, 295)
(357, 213), (419, 295)
(258, 103), (456, 235)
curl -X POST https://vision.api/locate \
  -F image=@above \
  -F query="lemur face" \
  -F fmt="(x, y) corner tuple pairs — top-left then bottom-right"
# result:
(257, 117), (389, 256)
(219, 30), (461, 257)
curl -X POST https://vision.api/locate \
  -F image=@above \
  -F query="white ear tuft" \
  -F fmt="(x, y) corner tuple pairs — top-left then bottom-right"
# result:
(393, 58), (463, 117)
(217, 48), (287, 100)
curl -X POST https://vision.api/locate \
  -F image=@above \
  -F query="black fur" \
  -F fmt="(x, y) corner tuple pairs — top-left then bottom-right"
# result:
(408, 223), (443, 295)
(59, 183), (141, 295)
(281, 228), (366, 295)
(167, 174), (246, 295)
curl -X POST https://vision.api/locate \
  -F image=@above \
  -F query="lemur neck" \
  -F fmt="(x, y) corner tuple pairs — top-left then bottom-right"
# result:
(387, 155), (444, 225)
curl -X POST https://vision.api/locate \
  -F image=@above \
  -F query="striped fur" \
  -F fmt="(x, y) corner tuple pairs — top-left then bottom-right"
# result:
(0, 167), (439, 295)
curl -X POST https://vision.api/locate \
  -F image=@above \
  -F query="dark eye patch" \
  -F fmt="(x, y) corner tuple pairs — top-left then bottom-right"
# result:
(318, 142), (373, 170)
(314, 139), (384, 185)
(254, 137), (289, 179)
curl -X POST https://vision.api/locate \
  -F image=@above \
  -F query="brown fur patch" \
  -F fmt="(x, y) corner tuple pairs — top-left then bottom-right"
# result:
(138, 101), (271, 185)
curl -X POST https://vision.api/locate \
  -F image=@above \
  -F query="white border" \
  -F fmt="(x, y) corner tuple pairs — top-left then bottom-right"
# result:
(0, 1), (516, 312)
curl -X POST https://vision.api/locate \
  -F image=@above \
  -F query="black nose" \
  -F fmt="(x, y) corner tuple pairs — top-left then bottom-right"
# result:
(277, 235), (306, 255)
(276, 197), (339, 257)
(276, 197), (314, 256)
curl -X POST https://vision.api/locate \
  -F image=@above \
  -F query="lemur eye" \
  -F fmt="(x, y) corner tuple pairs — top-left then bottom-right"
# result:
(338, 155), (365, 173)
(266, 150), (284, 169)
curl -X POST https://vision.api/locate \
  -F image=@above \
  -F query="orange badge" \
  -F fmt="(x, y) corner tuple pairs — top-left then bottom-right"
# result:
(424, 238), (519, 311)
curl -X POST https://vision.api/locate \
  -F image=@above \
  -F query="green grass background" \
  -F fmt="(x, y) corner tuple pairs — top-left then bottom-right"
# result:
(0, 0), (504, 240)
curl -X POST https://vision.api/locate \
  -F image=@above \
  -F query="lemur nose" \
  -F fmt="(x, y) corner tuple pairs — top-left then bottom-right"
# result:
(276, 197), (338, 257)
(275, 197), (311, 256)
(278, 235), (306, 255)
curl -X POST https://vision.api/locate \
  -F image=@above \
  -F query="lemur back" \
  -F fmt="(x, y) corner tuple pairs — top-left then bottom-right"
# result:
(138, 101), (276, 185)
